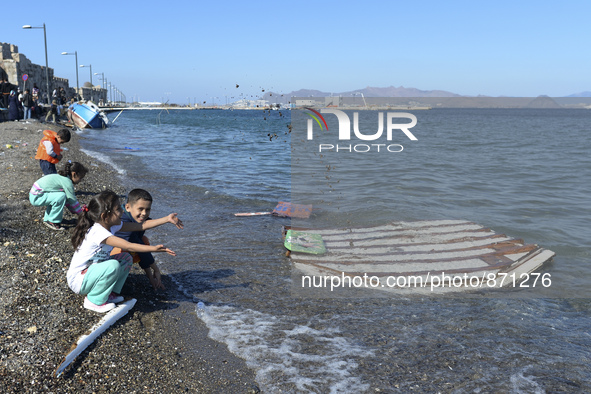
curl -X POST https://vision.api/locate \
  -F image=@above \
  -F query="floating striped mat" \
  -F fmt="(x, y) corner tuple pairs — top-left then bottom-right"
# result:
(288, 219), (555, 294)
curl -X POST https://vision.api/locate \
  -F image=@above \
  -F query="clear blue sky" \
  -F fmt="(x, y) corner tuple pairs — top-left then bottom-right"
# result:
(1, 1), (589, 103)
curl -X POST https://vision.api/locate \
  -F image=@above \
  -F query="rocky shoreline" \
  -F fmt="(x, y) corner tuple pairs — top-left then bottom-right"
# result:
(0, 120), (259, 393)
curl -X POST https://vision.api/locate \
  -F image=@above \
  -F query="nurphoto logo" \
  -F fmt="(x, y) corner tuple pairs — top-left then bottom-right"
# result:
(304, 107), (418, 153)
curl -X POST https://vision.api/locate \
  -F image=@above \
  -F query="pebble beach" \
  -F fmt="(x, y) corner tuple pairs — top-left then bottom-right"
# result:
(0, 120), (259, 393)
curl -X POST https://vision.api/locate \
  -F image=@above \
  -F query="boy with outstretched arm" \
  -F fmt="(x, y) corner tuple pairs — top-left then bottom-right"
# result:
(112, 189), (183, 290)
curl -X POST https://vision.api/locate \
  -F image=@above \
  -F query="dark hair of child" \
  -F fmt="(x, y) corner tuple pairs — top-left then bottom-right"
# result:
(127, 188), (153, 205)
(57, 128), (71, 142)
(58, 161), (87, 178)
(71, 190), (120, 250)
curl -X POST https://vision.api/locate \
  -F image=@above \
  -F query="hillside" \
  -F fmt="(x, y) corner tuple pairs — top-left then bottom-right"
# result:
(262, 85), (460, 104)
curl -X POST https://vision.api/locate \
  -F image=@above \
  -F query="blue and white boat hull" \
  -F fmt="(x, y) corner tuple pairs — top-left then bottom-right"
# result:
(69, 101), (109, 129)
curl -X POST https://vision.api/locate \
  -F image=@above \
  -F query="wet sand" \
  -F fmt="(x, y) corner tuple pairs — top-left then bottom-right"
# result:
(0, 120), (259, 392)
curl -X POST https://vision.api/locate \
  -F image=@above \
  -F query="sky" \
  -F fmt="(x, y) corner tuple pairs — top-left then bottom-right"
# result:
(1, 1), (589, 104)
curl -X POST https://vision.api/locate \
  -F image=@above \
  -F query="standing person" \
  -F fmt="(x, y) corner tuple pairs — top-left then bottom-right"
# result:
(67, 99), (76, 124)
(45, 100), (58, 123)
(112, 189), (184, 290)
(0, 78), (5, 108)
(29, 161), (87, 231)
(68, 190), (177, 313)
(8, 91), (20, 121)
(32, 83), (40, 118)
(32, 83), (39, 100)
(22, 89), (33, 120)
(35, 128), (71, 175)
(1, 78), (13, 108)
(59, 87), (67, 105)
(17, 89), (24, 119)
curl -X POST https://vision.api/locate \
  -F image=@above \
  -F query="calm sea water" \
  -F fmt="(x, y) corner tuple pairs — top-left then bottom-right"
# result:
(79, 107), (591, 393)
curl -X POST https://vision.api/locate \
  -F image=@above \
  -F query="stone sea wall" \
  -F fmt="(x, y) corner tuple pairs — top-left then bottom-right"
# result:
(0, 42), (106, 103)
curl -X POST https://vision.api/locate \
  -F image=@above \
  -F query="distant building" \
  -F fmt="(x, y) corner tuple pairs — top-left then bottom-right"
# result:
(295, 99), (318, 107)
(79, 84), (107, 104)
(231, 99), (269, 108)
(325, 96), (342, 107)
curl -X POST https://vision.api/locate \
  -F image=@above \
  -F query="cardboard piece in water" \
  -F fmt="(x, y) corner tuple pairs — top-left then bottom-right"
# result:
(272, 202), (313, 219)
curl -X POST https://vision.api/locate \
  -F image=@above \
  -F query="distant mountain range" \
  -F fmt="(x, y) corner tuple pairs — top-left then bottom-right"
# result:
(262, 86), (461, 103)
(262, 86), (591, 104)
(566, 91), (591, 97)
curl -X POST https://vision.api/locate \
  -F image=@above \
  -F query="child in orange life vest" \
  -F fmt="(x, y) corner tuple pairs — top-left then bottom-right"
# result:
(35, 128), (71, 175)
(111, 189), (183, 290)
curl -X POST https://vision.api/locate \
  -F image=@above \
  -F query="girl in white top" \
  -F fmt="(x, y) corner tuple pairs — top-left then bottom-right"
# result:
(69, 190), (181, 313)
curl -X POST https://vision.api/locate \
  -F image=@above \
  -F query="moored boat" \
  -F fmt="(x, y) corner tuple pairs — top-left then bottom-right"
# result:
(68, 101), (109, 129)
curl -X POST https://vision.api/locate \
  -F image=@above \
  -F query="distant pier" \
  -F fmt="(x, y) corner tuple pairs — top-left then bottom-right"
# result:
(99, 106), (276, 114)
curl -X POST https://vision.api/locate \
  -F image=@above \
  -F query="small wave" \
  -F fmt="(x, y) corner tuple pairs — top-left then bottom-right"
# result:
(80, 148), (127, 175)
(200, 305), (372, 393)
(510, 366), (544, 394)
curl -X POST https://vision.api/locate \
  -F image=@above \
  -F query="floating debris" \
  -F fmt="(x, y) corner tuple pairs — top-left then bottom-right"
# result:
(234, 202), (313, 218)
(288, 219), (555, 294)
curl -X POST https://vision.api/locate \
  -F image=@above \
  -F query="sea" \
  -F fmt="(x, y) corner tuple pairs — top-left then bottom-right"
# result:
(77, 106), (591, 393)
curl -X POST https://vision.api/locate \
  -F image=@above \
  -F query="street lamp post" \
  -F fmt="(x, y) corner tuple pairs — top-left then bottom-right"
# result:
(79, 64), (92, 101)
(103, 78), (109, 104)
(61, 51), (79, 100)
(79, 64), (92, 85)
(23, 23), (50, 104)
(94, 72), (105, 89)
(94, 72), (105, 104)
